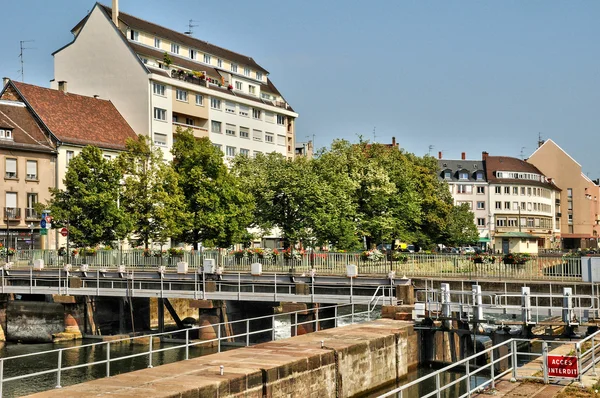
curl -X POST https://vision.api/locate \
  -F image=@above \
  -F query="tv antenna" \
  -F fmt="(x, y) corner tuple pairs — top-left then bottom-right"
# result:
(184, 20), (199, 36)
(18, 40), (36, 82)
(372, 126), (376, 143)
(520, 146), (526, 160)
(428, 145), (434, 155)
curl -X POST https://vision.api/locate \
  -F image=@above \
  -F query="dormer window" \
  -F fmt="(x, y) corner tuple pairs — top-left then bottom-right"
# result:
(0, 129), (13, 140)
(129, 30), (139, 41)
(443, 170), (452, 179)
(475, 171), (484, 181)
(459, 171), (469, 180)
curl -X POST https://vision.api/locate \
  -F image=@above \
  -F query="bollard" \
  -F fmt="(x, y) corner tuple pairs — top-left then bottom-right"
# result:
(563, 287), (573, 325)
(219, 365), (224, 375)
(441, 283), (451, 319)
(472, 285), (483, 322)
(521, 287), (531, 325)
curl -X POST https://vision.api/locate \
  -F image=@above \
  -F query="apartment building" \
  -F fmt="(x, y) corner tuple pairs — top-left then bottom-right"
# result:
(0, 79), (137, 249)
(438, 153), (490, 248)
(52, 2), (298, 161)
(484, 152), (560, 253)
(527, 139), (600, 250)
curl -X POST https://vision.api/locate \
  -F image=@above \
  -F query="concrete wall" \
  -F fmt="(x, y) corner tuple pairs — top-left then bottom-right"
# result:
(6, 301), (64, 343)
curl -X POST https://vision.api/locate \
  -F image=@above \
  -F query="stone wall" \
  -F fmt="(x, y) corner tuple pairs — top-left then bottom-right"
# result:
(7, 301), (64, 343)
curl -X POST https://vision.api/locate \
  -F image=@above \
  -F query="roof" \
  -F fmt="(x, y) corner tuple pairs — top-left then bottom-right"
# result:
(0, 100), (55, 153)
(495, 232), (538, 239)
(528, 139), (582, 168)
(437, 159), (486, 182)
(96, 4), (268, 74)
(9, 81), (137, 151)
(485, 155), (557, 189)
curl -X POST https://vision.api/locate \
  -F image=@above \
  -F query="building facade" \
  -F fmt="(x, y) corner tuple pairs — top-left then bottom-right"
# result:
(52, 2), (298, 161)
(527, 139), (600, 250)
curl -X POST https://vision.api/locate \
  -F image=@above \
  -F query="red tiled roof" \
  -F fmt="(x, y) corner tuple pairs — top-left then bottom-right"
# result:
(97, 4), (268, 74)
(11, 81), (137, 151)
(0, 101), (55, 153)
(485, 155), (557, 189)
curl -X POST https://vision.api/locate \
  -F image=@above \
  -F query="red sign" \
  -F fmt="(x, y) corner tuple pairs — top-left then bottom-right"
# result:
(60, 228), (69, 237)
(547, 355), (578, 378)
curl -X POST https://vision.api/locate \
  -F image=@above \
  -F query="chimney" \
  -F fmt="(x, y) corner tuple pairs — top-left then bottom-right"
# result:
(482, 151), (489, 161)
(93, 95), (100, 99)
(112, 0), (119, 26)
(391, 136), (396, 146)
(461, 152), (466, 160)
(58, 81), (67, 93)
(2, 77), (9, 87)
(438, 151), (442, 160)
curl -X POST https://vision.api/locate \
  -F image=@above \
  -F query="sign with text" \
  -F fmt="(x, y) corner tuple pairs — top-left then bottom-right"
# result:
(547, 355), (578, 378)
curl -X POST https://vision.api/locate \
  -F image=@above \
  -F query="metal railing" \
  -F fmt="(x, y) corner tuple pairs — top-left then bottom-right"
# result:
(0, 302), (381, 396)
(4, 250), (584, 281)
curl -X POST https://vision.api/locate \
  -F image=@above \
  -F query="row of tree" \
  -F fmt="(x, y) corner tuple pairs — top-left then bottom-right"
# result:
(48, 129), (478, 250)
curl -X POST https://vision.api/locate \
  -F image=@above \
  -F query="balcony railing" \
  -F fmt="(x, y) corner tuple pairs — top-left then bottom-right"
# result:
(4, 207), (21, 220)
(25, 208), (40, 220)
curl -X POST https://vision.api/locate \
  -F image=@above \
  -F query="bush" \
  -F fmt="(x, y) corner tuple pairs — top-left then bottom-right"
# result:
(471, 254), (496, 264)
(361, 249), (385, 262)
(503, 253), (530, 265)
(168, 247), (184, 257)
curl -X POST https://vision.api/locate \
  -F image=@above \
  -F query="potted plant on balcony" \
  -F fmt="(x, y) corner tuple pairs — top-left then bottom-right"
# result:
(227, 84), (233, 90)
(163, 52), (172, 68)
(168, 247), (184, 258)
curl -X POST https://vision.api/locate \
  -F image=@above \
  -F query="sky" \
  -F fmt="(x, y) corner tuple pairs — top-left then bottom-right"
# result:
(1, 1), (599, 175)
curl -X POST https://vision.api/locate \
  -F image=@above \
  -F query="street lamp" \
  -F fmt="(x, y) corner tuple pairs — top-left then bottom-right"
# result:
(29, 223), (34, 265)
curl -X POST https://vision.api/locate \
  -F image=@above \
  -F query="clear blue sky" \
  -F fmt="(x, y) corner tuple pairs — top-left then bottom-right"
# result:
(1, 1), (599, 175)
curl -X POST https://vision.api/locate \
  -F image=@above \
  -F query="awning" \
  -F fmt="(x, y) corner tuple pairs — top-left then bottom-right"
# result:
(478, 237), (491, 242)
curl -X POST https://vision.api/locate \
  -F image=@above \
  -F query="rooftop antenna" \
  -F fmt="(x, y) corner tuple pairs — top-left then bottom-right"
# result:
(428, 145), (434, 155)
(372, 126), (376, 143)
(520, 146), (526, 160)
(184, 20), (199, 36)
(537, 132), (544, 148)
(18, 40), (35, 82)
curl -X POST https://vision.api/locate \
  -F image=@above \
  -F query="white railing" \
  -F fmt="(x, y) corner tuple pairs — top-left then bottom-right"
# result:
(0, 302), (381, 396)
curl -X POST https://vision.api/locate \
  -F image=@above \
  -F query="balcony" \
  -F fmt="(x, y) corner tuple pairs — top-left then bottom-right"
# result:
(172, 121), (208, 139)
(4, 207), (21, 221)
(25, 208), (40, 220)
(556, 212), (562, 217)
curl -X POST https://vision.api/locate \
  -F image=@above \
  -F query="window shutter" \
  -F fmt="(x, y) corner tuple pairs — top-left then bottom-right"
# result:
(6, 159), (16, 173)
(27, 160), (37, 176)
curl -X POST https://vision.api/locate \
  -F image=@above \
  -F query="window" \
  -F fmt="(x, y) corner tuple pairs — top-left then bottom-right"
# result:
(456, 185), (472, 194)
(253, 151), (261, 158)
(527, 218), (534, 228)
(26, 160), (37, 180)
(154, 37), (161, 48)
(504, 186), (510, 194)
(568, 214), (573, 224)
(225, 146), (236, 157)
(204, 54), (211, 64)
(568, 201), (573, 210)
(225, 124), (236, 136)
(533, 188), (537, 196)
(153, 133), (167, 147)
(459, 171), (468, 180)
(253, 129), (262, 141)
(457, 201), (472, 209)
(527, 187), (532, 195)
(171, 43), (180, 54)
(533, 203), (537, 211)
(5, 193), (17, 213)
(129, 30), (139, 41)
(5, 158), (17, 178)
(252, 109), (261, 119)
(521, 187), (526, 195)
(210, 98), (221, 110)
(217, 59), (222, 68)
(27, 193), (37, 215)
(153, 83), (165, 96)
(185, 118), (194, 126)
(513, 202), (519, 210)
(265, 132), (274, 143)
(240, 148), (249, 156)
(495, 201), (501, 209)
(508, 218), (518, 227)
(0, 129), (13, 140)
(277, 114), (285, 125)
(277, 134), (286, 146)
(521, 202), (526, 210)
(244, 67), (250, 76)
(475, 171), (484, 181)
(239, 105), (249, 117)
(213, 144), (222, 152)
(496, 218), (507, 227)
(189, 49), (196, 60)
(231, 63), (238, 73)
(476, 201), (485, 210)
(103, 154), (111, 160)
(195, 94), (203, 106)
(444, 171), (452, 179)
(66, 151), (74, 164)
(527, 202), (532, 211)
(567, 188), (573, 198)
(239, 127), (249, 139)
(477, 218), (486, 227)
(504, 202), (510, 210)
(495, 186), (501, 194)
(256, 72), (262, 80)
(235, 81), (243, 90)
(476, 186), (485, 194)
(154, 107), (166, 121)
(248, 85), (256, 95)
(211, 121), (222, 133)
(225, 101), (236, 114)
(176, 89), (188, 102)
(513, 187), (518, 195)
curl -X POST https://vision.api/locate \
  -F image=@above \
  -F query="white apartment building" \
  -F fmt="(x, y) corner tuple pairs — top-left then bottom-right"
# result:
(52, 1), (297, 161)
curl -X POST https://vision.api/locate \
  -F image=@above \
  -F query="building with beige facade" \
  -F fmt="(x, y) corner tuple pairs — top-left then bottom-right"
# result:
(0, 79), (137, 249)
(52, 2), (298, 162)
(527, 139), (600, 250)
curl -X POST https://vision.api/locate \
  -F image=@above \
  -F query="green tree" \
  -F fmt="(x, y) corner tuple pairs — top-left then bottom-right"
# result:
(172, 128), (254, 248)
(117, 136), (189, 248)
(48, 146), (129, 247)
(442, 204), (480, 247)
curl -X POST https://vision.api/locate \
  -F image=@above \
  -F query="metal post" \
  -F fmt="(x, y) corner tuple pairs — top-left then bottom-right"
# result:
(435, 373), (441, 398)
(218, 325), (221, 353)
(472, 284), (483, 322)
(542, 342), (549, 384)
(58, 269), (61, 295)
(563, 287), (573, 325)
(295, 312), (298, 336)
(237, 272), (241, 301)
(334, 306), (338, 328)
(202, 267), (206, 300)
(185, 329), (189, 360)
(148, 337), (153, 368)
(96, 270), (100, 296)
(441, 283), (450, 320)
(593, 337), (598, 376)
(0, 358), (3, 397)
(274, 273), (277, 301)
(315, 306), (319, 332)
(521, 287), (531, 325)
(576, 343), (582, 384)
(246, 319), (250, 346)
(350, 276), (353, 304)
(194, 271), (197, 300)
(106, 342), (111, 377)
(30, 266), (33, 294)
(311, 277), (315, 304)
(490, 349), (495, 389)
(56, 349), (62, 388)
(511, 340), (517, 382)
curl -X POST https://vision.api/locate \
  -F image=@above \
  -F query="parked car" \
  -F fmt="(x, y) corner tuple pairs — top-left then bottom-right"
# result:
(461, 247), (476, 254)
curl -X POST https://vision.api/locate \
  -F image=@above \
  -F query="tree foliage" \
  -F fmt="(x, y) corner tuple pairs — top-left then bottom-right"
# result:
(171, 128), (254, 248)
(441, 203), (480, 247)
(116, 136), (189, 248)
(48, 146), (129, 247)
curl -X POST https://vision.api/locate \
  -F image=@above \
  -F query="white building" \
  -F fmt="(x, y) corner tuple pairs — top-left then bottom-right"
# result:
(52, 1), (298, 161)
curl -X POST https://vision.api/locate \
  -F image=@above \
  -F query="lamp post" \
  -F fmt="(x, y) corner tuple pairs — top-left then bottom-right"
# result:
(29, 223), (34, 265)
